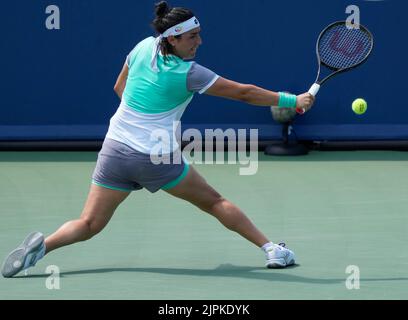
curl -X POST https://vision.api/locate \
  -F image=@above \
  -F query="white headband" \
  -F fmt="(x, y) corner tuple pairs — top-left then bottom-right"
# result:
(162, 16), (200, 38)
(151, 16), (200, 72)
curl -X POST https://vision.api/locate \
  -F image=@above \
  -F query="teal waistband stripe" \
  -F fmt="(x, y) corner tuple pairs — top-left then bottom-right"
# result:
(92, 180), (132, 192)
(161, 163), (190, 190)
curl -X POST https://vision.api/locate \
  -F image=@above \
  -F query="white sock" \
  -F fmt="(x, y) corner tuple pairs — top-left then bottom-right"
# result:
(261, 242), (274, 253)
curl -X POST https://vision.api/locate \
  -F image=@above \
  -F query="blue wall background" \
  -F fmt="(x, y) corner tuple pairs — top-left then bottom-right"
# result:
(0, 0), (407, 141)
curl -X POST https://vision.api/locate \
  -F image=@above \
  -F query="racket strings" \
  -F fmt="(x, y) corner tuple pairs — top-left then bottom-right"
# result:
(319, 24), (372, 69)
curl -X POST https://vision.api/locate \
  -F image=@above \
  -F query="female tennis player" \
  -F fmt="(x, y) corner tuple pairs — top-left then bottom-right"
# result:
(1, 1), (314, 277)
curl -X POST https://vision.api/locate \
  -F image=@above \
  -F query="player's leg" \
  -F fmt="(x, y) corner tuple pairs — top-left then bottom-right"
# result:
(1, 184), (129, 277)
(45, 184), (130, 253)
(164, 166), (295, 268)
(164, 166), (269, 247)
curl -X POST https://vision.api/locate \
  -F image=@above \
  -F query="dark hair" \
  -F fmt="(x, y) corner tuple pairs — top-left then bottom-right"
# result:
(151, 1), (195, 57)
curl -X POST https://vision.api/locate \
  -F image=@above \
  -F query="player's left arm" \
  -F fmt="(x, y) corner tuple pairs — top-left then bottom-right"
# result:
(114, 62), (129, 99)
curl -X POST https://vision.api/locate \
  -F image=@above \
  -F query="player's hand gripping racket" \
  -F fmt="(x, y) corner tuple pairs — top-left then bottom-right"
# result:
(297, 21), (374, 114)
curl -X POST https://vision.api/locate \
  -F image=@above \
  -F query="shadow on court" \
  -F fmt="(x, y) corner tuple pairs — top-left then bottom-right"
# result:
(14, 264), (408, 285)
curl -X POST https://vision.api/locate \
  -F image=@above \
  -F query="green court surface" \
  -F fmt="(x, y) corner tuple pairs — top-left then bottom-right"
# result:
(0, 151), (407, 300)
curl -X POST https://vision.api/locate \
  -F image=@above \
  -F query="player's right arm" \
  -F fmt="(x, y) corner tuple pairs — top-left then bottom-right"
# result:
(114, 62), (129, 100)
(205, 77), (314, 112)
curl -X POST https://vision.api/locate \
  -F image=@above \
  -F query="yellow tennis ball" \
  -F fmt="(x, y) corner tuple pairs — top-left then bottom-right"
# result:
(352, 98), (367, 115)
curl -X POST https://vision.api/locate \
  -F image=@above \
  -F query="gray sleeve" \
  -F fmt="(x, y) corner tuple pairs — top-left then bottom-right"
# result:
(187, 62), (220, 94)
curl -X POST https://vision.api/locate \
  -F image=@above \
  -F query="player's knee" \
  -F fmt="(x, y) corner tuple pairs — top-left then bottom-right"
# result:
(81, 217), (105, 240)
(201, 194), (225, 213)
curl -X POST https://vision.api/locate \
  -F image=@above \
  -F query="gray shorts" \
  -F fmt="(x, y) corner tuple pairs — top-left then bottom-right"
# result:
(92, 138), (189, 193)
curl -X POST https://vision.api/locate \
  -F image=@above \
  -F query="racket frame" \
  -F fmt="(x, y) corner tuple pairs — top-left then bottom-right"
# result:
(311, 20), (374, 89)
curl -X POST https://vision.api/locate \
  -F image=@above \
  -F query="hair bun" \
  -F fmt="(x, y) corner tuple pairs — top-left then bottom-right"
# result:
(155, 1), (171, 18)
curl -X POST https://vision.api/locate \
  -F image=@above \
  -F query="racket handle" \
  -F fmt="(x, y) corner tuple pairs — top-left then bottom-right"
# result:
(308, 83), (321, 96)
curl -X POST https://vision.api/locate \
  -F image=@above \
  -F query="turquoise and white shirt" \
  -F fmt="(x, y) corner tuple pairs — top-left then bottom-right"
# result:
(106, 36), (219, 154)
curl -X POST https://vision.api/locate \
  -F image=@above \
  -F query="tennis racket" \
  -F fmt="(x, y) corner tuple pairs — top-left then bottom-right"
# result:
(297, 21), (374, 114)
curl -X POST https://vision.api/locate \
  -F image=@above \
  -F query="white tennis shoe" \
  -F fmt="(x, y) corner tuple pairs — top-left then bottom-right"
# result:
(265, 242), (295, 268)
(1, 232), (46, 278)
